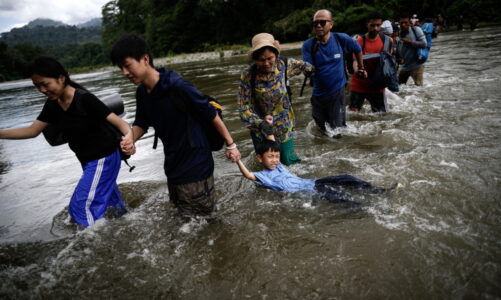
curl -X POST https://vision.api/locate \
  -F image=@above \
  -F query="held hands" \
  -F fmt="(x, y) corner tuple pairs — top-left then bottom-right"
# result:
(120, 136), (136, 155)
(260, 115), (275, 141)
(356, 68), (368, 79)
(225, 142), (241, 163)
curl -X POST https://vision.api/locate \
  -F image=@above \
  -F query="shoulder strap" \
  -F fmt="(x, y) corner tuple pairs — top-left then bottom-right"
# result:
(362, 35), (366, 54)
(411, 26), (418, 39)
(333, 33), (348, 81)
(311, 38), (320, 65)
(279, 56), (292, 104)
(281, 56), (288, 85)
(250, 63), (257, 102)
(379, 32), (390, 52)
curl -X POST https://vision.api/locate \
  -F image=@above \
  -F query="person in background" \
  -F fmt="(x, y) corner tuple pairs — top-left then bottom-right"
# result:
(302, 9), (365, 135)
(411, 14), (419, 26)
(238, 33), (313, 166)
(111, 34), (240, 220)
(396, 15), (427, 86)
(421, 18), (435, 49)
(0, 56), (131, 227)
(349, 11), (394, 113)
(381, 19), (394, 37)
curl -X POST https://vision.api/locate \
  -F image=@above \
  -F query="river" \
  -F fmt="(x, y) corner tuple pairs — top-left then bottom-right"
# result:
(0, 26), (500, 298)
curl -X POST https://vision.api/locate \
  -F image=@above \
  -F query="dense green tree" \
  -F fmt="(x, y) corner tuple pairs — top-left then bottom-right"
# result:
(1, 0), (500, 81)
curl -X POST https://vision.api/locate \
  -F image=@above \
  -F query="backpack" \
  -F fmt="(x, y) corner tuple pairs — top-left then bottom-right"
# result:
(42, 89), (135, 171)
(152, 87), (224, 152)
(362, 33), (399, 92)
(411, 26), (429, 64)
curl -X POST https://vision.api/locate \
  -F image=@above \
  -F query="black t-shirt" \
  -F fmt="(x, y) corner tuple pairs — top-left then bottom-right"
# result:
(37, 89), (117, 164)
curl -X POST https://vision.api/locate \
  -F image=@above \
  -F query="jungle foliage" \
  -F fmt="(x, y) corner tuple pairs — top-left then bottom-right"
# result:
(100, 0), (499, 58)
(0, 0), (498, 81)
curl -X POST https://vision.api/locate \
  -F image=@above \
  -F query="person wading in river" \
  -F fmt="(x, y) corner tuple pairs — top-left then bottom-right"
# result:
(110, 34), (240, 220)
(396, 15), (427, 86)
(0, 56), (131, 227)
(349, 11), (394, 113)
(302, 9), (366, 135)
(238, 33), (313, 166)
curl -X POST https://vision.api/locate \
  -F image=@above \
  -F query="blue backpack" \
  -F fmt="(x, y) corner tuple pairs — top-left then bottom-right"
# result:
(362, 33), (399, 92)
(412, 26), (429, 64)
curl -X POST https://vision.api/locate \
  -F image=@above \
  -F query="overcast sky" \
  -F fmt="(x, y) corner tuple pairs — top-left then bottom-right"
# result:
(0, 0), (110, 33)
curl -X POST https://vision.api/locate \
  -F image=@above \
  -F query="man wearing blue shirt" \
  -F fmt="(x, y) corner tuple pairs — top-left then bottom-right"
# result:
(302, 9), (366, 134)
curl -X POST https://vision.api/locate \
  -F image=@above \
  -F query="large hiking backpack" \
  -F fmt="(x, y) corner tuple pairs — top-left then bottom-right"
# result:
(362, 33), (399, 92)
(42, 89), (135, 171)
(411, 26), (429, 64)
(152, 87), (224, 152)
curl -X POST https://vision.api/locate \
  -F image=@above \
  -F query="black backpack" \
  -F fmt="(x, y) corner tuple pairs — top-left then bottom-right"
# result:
(152, 87), (224, 152)
(362, 33), (399, 92)
(42, 89), (135, 171)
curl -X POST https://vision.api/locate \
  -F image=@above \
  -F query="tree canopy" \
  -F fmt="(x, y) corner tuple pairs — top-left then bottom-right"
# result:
(0, 0), (498, 81)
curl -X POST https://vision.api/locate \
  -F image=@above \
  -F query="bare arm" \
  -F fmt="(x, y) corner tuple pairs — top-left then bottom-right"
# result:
(0, 120), (47, 139)
(354, 51), (368, 78)
(120, 125), (146, 155)
(236, 159), (257, 181)
(211, 114), (241, 162)
(106, 113), (131, 136)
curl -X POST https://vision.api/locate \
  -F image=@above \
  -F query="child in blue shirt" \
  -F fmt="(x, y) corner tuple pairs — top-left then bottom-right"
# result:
(236, 139), (393, 203)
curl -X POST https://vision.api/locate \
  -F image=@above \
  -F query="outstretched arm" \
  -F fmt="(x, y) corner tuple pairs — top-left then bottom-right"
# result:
(212, 114), (241, 162)
(120, 125), (145, 155)
(236, 159), (257, 181)
(0, 120), (47, 139)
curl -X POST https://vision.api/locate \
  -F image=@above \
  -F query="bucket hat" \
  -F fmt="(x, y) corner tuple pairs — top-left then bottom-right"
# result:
(248, 33), (280, 57)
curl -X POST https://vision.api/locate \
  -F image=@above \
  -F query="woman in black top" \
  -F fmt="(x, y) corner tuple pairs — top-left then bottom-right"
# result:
(0, 56), (132, 227)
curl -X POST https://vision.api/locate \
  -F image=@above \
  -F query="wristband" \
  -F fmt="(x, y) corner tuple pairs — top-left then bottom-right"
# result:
(226, 143), (237, 150)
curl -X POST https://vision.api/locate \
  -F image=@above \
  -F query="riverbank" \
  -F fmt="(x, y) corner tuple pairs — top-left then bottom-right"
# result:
(68, 41), (304, 74)
(142, 41), (304, 66)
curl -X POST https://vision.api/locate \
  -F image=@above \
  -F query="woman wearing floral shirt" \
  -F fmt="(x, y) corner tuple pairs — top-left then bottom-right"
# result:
(238, 33), (313, 166)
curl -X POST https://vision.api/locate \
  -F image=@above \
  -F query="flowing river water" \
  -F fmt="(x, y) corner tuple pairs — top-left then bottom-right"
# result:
(0, 27), (500, 298)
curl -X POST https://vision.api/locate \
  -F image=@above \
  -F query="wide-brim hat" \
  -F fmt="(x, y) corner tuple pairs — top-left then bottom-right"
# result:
(248, 33), (280, 57)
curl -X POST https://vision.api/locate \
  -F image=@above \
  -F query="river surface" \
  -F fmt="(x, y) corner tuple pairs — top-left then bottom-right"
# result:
(0, 27), (500, 299)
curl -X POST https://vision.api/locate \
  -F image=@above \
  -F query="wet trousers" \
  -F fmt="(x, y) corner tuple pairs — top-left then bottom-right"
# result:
(69, 149), (127, 227)
(168, 175), (216, 218)
(311, 88), (347, 131)
(398, 65), (424, 86)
